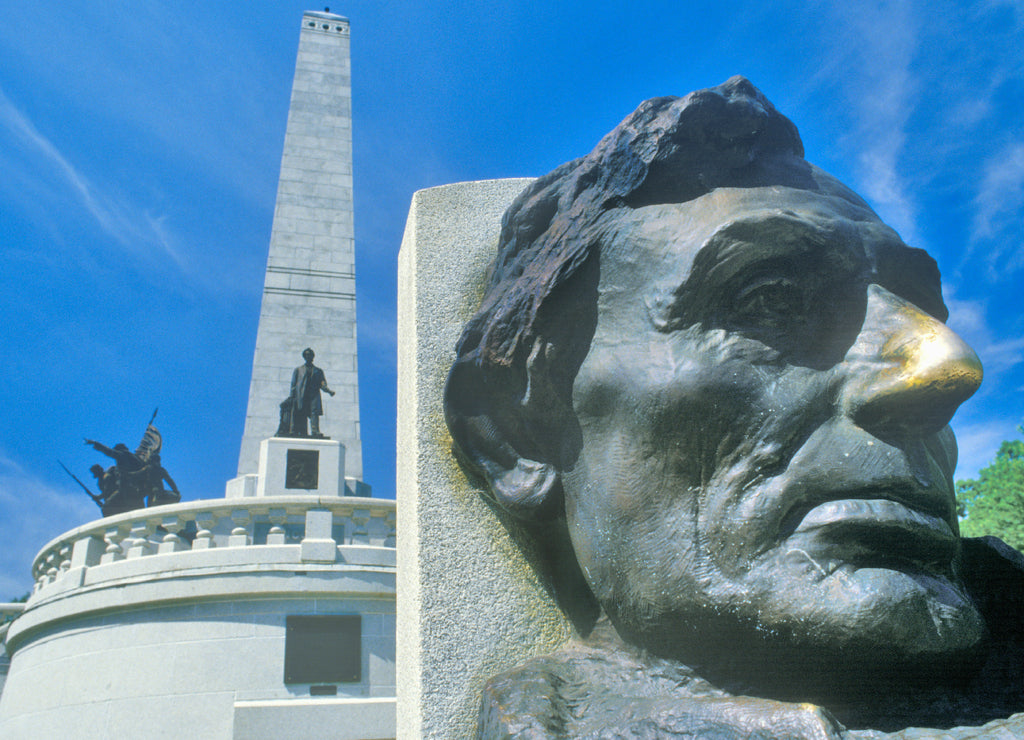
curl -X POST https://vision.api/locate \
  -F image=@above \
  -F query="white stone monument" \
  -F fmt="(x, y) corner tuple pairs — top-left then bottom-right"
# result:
(0, 15), (395, 739)
(238, 9), (364, 497)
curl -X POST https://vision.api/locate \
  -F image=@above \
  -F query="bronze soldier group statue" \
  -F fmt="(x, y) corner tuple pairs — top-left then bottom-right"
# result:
(445, 77), (1024, 737)
(66, 411), (181, 517)
(69, 348), (337, 520)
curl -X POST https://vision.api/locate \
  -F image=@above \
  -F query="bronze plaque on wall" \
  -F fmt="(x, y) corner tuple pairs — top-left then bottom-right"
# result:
(285, 449), (319, 489)
(284, 614), (361, 684)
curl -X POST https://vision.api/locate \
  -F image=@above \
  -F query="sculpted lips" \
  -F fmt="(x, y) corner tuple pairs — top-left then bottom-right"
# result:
(788, 497), (959, 572)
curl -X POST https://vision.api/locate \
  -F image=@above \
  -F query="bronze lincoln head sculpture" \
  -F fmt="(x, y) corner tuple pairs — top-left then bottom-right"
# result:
(444, 78), (1024, 735)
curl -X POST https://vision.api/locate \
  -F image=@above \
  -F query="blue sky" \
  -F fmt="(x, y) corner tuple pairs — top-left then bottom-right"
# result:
(1, 0), (1022, 597)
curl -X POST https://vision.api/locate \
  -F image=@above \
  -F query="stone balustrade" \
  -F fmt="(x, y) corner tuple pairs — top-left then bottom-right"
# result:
(28, 496), (396, 600)
(0, 603), (26, 627)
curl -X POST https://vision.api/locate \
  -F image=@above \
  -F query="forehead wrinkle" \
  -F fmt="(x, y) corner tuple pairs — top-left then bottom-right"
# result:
(593, 216), (697, 336)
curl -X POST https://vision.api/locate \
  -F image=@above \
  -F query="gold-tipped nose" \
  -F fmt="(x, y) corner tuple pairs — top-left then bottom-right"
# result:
(882, 305), (982, 394)
(845, 285), (982, 436)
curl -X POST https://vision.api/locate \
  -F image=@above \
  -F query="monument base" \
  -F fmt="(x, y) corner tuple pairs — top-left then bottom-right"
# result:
(226, 437), (346, 498)
(259, 437), (344, 497)
(225, 474), (258, 499)
(226, 440), (369, 499)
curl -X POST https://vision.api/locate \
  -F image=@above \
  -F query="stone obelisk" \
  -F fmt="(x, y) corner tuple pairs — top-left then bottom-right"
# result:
(237, 10), (362, 489)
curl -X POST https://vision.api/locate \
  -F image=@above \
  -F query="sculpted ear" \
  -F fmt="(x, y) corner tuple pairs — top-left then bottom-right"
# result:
(444, 342), (568, 523)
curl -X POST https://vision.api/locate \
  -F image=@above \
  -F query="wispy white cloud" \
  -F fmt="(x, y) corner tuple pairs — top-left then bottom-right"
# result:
(0, 450), (97, 599)
(969, 141), (1024, 278)
(978, 336), (1024, 376)
(0, 85), (185, 270)
(820, 0), (924, 247)
(945, 287), (1024, 377)
(356, 308), (399, 357)
(944, 283), (1023, 478)
(856, 139), (919, 244)
(951, 417), (1023, 482)
(943, 291), (987, 340)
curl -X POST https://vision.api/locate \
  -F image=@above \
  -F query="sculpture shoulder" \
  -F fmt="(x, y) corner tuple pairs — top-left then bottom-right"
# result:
(476, 642), (847, 740)
(961, 536), (1024, 639)
(478, 652), (573, 739)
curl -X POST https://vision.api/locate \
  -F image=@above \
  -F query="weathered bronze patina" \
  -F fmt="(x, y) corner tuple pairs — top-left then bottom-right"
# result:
(444, 77), (1024, 737)
(277, 347), (336, 438)
(78, 412), (181, 516)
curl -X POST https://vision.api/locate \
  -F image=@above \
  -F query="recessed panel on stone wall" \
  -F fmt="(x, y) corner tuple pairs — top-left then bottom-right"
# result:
(284, 614), (361, 684)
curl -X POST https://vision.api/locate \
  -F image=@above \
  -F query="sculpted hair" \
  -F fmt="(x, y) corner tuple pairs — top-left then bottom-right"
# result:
(444, 76), (811, 520)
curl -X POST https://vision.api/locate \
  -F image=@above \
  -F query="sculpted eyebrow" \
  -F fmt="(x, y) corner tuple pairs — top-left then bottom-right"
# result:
(650, 214), (867, 331)
(690, 215), (850, 286)
(676, 214), (864, 306)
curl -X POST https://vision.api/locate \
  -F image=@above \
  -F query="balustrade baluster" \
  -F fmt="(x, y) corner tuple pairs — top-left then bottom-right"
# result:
(335, 507), (353, 544)
(38, 552), (54, 584)
(193, 511), (218, 550)
(158, 514), (189, 554)
(352, 509), (371, 544)
(229, 509), (252, 547)
(100, 526), (129, 564)
(126, 519), (157, 559)
(57, 544), (72, 578)
(384, 510), (396, 548)
(267, 507), (288, 545)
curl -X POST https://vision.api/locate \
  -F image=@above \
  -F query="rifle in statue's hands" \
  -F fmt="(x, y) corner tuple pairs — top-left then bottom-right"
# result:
(59, 460), (103, 509)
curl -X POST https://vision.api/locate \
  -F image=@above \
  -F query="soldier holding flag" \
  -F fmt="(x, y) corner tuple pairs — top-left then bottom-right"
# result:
(70, 410), (181, 517)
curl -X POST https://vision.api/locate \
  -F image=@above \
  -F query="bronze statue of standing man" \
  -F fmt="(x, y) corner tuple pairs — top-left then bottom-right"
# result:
(282, 348), (335, 438)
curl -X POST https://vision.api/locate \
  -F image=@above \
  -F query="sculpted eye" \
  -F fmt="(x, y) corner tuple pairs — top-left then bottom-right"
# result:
(735, 278), (806, 325)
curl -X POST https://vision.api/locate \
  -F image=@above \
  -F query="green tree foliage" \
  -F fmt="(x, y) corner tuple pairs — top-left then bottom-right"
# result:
(957, 436), (1024, 549)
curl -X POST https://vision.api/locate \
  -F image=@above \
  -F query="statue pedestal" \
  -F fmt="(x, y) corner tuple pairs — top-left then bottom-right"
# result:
(257, 437), (346, 497)
(226, 437), (370, 498)
(225, 474), (258, 498)
(225, 437), (347, 498)
(397, 179), (568, 739)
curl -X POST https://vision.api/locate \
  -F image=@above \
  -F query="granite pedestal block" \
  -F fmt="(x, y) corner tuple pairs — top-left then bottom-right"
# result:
(396, 179), (573, 739)
(257, 437), (346, 497)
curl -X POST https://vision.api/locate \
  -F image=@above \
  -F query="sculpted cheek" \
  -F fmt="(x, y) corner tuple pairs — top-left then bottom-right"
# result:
(698, 370), (835, 563)
(641, 342), (775, 485)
